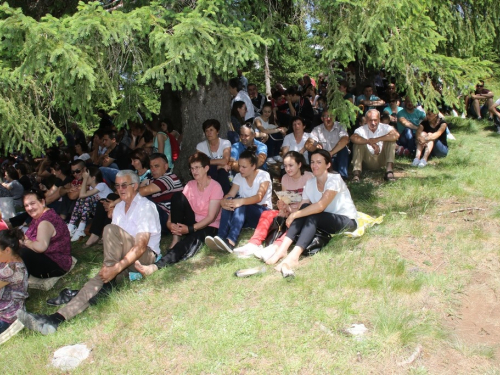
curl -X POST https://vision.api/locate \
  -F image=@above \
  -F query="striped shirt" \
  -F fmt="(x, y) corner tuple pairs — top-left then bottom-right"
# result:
(149, 171), (183, 214)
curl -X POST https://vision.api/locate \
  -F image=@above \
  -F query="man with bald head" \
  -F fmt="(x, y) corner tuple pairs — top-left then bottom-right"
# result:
(350, 109), (400, 182)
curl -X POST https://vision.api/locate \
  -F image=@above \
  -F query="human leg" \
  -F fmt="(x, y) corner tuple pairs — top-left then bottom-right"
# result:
(430, 139), (448, 158)
(18, 247), (67, 278)
(332, 146), (349, 179)
(215, 168), (231, 195)
(247, 210), (279, 246)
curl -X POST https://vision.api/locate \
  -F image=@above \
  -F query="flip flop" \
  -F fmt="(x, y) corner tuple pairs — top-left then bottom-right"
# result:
(234, 266), (267, 278)
(281, 263), (295, 279)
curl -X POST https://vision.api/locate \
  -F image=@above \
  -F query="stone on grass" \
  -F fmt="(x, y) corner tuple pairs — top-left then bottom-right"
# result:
(51, 344), (91, 371)
(343, 323), (368, 341)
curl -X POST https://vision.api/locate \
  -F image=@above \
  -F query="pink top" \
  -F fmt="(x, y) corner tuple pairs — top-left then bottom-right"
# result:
(0, 220), (8, 231)
(182, 179), (224, 229)
(26, 209), (72, 271)
(281, 171), (314, 211)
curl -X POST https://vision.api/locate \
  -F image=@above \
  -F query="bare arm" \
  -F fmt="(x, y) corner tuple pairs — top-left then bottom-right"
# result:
(399, 116), (419, 130)
(22, 221), (55, 253)
(210, 147), (231, 167)
(330, 136), (349, 156)
(231, 181), (270, 208)
(44, 185), (61, 205)
(0, 280), (8, 289)
(139, 180), (161, 196)
(286, 191), (337, 228)
(350, 129), (399, 145)
(256, 153), (267, 168)
(361, 98), (385, 107)
(156, 133), (167, 155)
(426, 123), (447, 141)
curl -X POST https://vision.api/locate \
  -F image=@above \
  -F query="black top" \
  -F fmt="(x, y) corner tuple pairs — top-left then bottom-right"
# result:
(421, 118), (447, 147)
(108, 143), (132, 170)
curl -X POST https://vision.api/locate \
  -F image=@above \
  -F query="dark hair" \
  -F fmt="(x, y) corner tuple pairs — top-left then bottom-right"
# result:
(339, 80), (348, 88)
(285, 87), (298, 97)
(188, 152), (211, 168)
(380, 113), (391, 123)
(291, 116), (305, 128)
(239, 145), (258, 166)
(16, 163), (28, 176)
(71, 159), (85, 169)
(160, 120), (170, 132)
(87, 166), (104, 183)
(283, 151), (307, 175)
(0, 228), (24, 256)
(5, 166), (19, 181)
(248, 83), (257, 89)
(75, 141), (89, 153)
(229, 77), (243, 91)
(388, 93), (400, 103)
(272, 91), (282, 100)
(23, 189), (45, 203)
(41, 175), (58, 190)
(102, 129), (116, 140)
(231, 101), (246, 124)
(149, 152), (168, 164)
(310, 149), (333, 172)
(202, 119), (221, 133)
(262, 102), (272, 111)
(364, 84), (373, 91)
(130, 148), (150, 169)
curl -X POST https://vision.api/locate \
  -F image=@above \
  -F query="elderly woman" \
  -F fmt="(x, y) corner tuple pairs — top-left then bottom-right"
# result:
(135, 152), (223, 276)
(0, 228), (28, 334)
(281, 117), (312, 162)
(205, 146), (272, 253)
(412, 111), (448, 168)
(265, 149), (357, 277)
(19, 190), (72, 278)
(196, 119), (232, 194)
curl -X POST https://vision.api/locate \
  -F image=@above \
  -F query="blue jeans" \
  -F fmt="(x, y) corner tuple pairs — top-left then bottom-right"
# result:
(218, 204), (268, 244)
(397, 128), (416, 153)
(0, 319), (11, 334)
(265, 133), (284, 158)
(431, 139), (448, 158)
(99, 166), (119, 186)
(332, 146), (349, 179)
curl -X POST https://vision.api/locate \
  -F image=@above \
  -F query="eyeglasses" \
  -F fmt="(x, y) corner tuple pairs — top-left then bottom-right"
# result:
(190, 166), (204, 172)
(71, 169), (82, 174)
(115, 182), (135, 189)
(322, 115), (332, 119)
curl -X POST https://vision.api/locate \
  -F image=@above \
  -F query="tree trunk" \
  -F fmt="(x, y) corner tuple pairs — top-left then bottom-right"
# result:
(264, 45), (272, 99)
(174, 75), (231, 183)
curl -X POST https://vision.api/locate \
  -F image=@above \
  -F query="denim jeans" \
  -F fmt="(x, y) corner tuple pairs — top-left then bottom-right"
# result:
(397, 128), (416, 153)
(431, 139), (448, 158)
(0, 319), (11, 334)
(332, 146), (349, 179)
(218, 204), (268, 244)
(99, 166), (119, 186)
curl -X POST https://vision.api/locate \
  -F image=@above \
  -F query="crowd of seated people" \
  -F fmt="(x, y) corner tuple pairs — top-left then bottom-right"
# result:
(1, 68), (496, 338)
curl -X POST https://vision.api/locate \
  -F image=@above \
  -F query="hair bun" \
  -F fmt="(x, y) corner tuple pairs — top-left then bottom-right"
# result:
(246, 144), (257, 154)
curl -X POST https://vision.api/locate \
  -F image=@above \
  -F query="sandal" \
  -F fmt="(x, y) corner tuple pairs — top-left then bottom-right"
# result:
(384, 171), (396, 182)
(351, 171), (361, 183)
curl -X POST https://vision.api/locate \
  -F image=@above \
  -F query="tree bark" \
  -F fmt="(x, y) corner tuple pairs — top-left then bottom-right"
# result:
(264, 45), (272, 99)
(173, 75), (231, 183)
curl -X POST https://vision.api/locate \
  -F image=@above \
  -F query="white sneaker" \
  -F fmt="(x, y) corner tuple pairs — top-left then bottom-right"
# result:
(234, 243), (261, 259)
(71, 230), (86, 242)
(452, 109), (458, 117)
(418, 159), (427, 168)
(254, 244), (278, 261)
(411, 158), (420, 167)
(447, 133), (456, 141)
(266, 157), (277, 165)
(273, 155), (283, 163)
(67, 224), (76, 236)
(461, 113), (466, 118)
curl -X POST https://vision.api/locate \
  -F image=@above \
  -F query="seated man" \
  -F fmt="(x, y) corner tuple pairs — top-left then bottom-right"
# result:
(467, 81), (494, 120)
(488, 96), (500, 134)
(396, 96), (426, 154)
(99, 129), (132, 186)
(17, 170), (161, 335)
(356, 85), (385, 113)
(305, 109), (350, 179)
(229, 124), (268, 172)
(284, 87), (315, 130)
(351, 109), (400, 182)
(248, 83), (267, 116)
(138, 153), (183, 231)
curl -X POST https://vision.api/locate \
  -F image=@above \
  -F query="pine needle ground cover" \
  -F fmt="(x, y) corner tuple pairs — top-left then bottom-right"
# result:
(2, 118), (500, 374)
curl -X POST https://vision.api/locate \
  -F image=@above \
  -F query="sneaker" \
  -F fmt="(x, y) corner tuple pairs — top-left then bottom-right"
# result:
(234, 266), (267, 278)
(447, 133), (456, 141)
(412, 158), (420, 167)
(452, 109), (458, 117)
(233, 243), (261, 259)
(71, 230), (86, 242)
(461, 112), (466, 118)
(16, 310), (58, 335)
(266, 157), (277, 165)
(214, 236), (234, 253)
(67, 224), (76, 236)
(254, 244), (278, 261)
(418, 159), (427, 168)
(204, 236), (221, 251)
(273, 155), (283, 163)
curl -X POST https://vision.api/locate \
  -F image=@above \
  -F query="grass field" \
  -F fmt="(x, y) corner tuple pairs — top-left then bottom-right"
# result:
(2, 105), (500, 374)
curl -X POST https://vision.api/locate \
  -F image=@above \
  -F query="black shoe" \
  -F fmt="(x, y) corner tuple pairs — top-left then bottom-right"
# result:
(46, 288), (79, 306)
(214, 236), (234, 253)
(16, 310), (59, 335)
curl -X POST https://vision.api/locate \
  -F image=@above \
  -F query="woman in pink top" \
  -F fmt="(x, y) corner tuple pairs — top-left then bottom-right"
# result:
(233, 151), (313, 259)
(136, 152), (223, 276)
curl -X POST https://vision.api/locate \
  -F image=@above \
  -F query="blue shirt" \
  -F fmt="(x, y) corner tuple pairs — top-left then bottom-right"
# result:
(383, 106), (403, 115)
(230, 139), (268, 170)
(397, 108), (426, 134)
(356, 94), (382, 110)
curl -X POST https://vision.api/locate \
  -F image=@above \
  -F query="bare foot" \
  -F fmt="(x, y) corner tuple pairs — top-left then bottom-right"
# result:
(134, 260), (158, 276)
(280, 262), (295, 278)
(265, 249), (287, 265)
(280, 255), (299, 270)
(84, 234), (100, 247)
(169, 235), (180, 249)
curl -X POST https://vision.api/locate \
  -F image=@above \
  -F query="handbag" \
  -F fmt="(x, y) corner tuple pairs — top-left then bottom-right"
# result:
(303, 228), (332, 256)
(264, 216), (286, 247)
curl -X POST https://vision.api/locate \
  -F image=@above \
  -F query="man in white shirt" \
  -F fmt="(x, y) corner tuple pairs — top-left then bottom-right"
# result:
(18, 170), (161, 335)
(229, 78), (255, 121)
(305, 109), (350, 179)
(350, 109), (400, 182)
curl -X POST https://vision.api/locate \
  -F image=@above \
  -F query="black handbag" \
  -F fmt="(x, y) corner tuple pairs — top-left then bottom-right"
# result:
(264, 216), (286, 246)
(303, 228), (332, 256)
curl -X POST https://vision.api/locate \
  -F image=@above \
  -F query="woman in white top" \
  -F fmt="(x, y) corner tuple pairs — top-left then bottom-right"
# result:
(196, 119), (232, 194)
(253, 102), (287, 163)
(205, 146), (272, 253)
(266, 149), (357, 277)
(281, 117), (311, 163)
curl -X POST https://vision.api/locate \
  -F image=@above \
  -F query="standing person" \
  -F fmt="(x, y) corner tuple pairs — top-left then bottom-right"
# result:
(233, 151), (313, 259)
(18, 171), (161, 335)
(253, 102), (287, 163)
(196, 119), (232, 194)
(205, 146), (272, 253)
(229, 78), (254, 121)
(265, 149), (357, 277)
(0, 229), (28, 334)
(412, 111), (449, 167)
(135, 153), (223, 276)
(160, 120), (180, 163)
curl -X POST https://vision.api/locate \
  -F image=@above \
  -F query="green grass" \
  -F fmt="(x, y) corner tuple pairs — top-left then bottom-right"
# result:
(2, 120), (500, 374)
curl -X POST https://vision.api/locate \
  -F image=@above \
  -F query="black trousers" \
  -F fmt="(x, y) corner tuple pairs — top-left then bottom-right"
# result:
(155, 192), (217, 269)
(89, 193), (119, 237)
(19, 247), (67, 278)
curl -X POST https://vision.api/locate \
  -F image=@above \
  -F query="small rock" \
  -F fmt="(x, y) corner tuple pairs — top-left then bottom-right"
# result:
(52, 344), (91, 371)
(343, 323), (368, 341)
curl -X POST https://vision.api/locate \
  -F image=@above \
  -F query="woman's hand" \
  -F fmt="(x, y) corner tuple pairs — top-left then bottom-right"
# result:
(82, 170), (90, 180)
(220, 197), (234, 210)
(278, 127), (288, 135)
(230, 198), (243, 209)
(286, 211), (297, 227)
(171, 223), (188, 236)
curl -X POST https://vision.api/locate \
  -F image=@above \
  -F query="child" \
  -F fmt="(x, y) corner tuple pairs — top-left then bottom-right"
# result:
(0, 228), (28, 334)
(67, 167), (112, 242)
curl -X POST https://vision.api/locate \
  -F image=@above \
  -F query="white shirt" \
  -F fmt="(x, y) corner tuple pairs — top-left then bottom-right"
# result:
(232, 170), (272, 207)
(310, 123), (349, 151)
(196, 138), (231, 160)
(302, 173), (357, 219)
(112, 193), (162, 254)
(282, 132), (311, 162)
(74, 153), (91, 161)
(232, 90), (255, 121)
(95, 182), (113, 199)
(354, 123), (395, 154)
(253, 116), (276, 130)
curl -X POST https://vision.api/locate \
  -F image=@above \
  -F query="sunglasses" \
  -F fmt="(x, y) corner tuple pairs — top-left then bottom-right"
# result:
(71, 169), (82, 174)
(115, 182), (135, 190)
